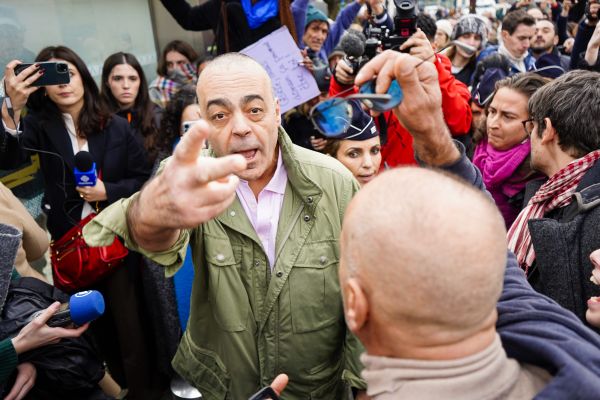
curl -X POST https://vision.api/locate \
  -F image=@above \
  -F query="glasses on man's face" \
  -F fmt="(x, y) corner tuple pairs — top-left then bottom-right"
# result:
(309, 80), (404, 137)
(522, 118), (535, 137)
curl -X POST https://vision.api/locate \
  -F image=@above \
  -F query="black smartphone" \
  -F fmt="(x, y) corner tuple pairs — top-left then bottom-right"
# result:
(14, 62), (70, 86)
(248, 386), (279, 400)
(182, 119), (202, 134)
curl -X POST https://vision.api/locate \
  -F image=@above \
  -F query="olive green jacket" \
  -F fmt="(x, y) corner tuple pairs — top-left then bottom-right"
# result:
(84, 129), (366, 399)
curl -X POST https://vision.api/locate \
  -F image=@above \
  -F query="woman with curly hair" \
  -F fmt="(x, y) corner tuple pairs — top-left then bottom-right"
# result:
(153, 84), (200, 167)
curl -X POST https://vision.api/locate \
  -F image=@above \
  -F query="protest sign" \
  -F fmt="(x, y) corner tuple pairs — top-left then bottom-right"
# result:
(241, 27), (320, 113)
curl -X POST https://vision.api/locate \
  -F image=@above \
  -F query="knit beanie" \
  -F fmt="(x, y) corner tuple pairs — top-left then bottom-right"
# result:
(436, 19), (453, 39)
(452, 15), (488, 49)
(305, 4), (329, 29)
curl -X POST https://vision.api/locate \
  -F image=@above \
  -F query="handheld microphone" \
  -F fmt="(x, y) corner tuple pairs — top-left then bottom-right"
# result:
(30, 290), (105, 327)
(452, 40), (477, 57)
(340, 31), (366, 74)
(340, 30), (366, 59)
(74, 151), (97, 186)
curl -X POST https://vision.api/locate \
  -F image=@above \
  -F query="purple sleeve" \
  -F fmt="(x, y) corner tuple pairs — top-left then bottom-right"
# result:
(498, 252), (600, 398)
(323, 1), (362, 56)
(292, 0), (310, 48)
(422, 140), (485, 191)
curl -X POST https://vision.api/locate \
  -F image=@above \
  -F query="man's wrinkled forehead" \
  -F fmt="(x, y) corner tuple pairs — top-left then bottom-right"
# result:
(197, 64), (274, 106)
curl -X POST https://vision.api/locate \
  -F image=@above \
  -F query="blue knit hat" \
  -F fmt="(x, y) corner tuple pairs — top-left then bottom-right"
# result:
(534, 53), (566, 79)
(305, 4), (329, 29)
(337, 100), (378, 141)
(472, 68), (508, 107)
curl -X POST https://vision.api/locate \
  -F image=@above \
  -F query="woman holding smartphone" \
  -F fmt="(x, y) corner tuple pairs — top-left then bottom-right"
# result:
(1, 47), (167, 399)
(101, 52), (162, 165)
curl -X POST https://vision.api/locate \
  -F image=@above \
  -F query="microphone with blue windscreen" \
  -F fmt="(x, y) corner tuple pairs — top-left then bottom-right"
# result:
(74, 151), (97, 186)
(30, 290), (105, 327)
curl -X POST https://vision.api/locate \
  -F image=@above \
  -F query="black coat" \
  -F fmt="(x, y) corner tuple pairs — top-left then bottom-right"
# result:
(0, 114), (150, 240)
(160, 0), (281, 53)
(525, 161), (600, 333)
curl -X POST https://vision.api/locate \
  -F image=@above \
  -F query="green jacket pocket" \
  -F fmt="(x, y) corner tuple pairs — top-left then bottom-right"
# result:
(289, 240), (342, 333)
(206, 239), (249, 332)
(172, 333), (231, 400)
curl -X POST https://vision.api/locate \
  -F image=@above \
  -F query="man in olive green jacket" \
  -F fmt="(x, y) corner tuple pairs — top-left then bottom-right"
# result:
(84, 53), (366, 399)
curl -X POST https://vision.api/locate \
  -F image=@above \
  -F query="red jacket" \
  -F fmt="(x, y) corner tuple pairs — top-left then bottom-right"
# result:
(329, 54), (472, 169)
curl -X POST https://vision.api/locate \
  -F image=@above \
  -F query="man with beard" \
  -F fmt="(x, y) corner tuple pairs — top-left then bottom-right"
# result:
(529, 19), (570, 77)
(478, 10), (537, 74)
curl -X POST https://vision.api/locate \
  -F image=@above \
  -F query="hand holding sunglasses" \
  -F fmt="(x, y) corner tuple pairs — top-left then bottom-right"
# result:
(351, 50), (460, 166)
(309, 52), (432, 139)
(309, 84), (402, 138)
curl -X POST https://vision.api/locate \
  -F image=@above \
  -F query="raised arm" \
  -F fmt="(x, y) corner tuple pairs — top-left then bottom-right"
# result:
(159, 0), (220, 32)
(125, 120), (246, 252)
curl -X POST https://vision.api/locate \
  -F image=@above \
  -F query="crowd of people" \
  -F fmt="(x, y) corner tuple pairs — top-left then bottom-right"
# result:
(2, 0), (600, 398)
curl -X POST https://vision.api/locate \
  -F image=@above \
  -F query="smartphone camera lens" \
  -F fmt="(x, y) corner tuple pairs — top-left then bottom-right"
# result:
(56, 63), (68, 73)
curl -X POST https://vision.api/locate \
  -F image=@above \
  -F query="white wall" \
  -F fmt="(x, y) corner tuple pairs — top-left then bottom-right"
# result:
(1, 0), (158, 82)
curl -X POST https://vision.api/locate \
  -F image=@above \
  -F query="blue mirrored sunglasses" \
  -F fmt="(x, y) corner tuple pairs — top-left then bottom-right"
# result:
(309, 80), (404, 138)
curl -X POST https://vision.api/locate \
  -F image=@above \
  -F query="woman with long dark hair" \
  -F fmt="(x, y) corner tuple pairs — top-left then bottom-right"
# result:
(101, 52), (161, 164)
(1, 46), (167, 399)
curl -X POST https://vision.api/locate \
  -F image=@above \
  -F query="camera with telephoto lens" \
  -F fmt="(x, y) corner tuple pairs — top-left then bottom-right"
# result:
(370, 0), (417, 51)
(338, 0), (417, 79)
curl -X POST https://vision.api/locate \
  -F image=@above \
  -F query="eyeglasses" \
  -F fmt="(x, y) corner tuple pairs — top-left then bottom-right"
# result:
(309, 81), (403, 137)
(522, 118), (535, 136)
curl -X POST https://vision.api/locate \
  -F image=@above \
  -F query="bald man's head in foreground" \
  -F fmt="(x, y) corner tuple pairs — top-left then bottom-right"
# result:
(340, 167), (508, 360)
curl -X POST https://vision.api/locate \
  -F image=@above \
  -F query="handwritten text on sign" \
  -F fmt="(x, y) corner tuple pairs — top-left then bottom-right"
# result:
(241, 27), (320, 113)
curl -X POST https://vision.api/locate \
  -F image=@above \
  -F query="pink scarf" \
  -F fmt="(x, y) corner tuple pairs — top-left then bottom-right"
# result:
(473, 138), (536, 227)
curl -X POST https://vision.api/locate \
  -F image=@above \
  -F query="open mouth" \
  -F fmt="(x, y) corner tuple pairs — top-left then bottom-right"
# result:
(237, 149), (257, 161)
(588, 296), (600, 308)
(357, 173), (375, 182)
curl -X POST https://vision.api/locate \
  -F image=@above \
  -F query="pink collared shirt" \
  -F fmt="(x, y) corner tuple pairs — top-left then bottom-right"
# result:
(236, 149), (287, 269)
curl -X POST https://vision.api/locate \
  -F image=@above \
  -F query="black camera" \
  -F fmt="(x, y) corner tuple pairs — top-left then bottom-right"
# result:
(365, 0), (417, 51)
(339, 0), (417, 76)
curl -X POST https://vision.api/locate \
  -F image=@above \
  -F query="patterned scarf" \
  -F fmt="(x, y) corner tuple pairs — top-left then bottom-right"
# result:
(507, 150), (600, 275)
(149, 63), (198, 109)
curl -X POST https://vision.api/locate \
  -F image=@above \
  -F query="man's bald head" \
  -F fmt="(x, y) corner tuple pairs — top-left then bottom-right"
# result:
(340, 168), (507, 353)
(197, 53), (274, 102)
(194, 52), (282, 185)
